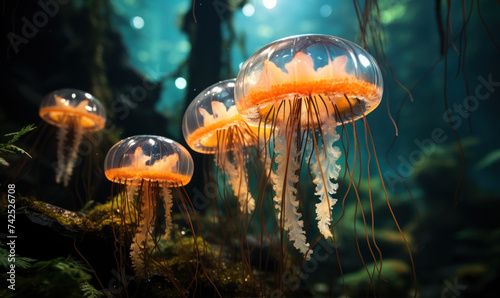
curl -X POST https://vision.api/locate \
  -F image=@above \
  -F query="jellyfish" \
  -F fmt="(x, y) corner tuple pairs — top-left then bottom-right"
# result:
(39, 89), (106, 186)
(183, 79), (257, 214)
(104, 135), (193, 277)
(234, 34), (383, 259)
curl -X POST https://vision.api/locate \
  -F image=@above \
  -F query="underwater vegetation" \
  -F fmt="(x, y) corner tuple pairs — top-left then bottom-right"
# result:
(0, 125), (36, 167)
(1, 0), (499, 297)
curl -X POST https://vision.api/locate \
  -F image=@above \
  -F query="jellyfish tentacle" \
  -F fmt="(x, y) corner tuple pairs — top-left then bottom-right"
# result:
(273, 113), (311, 260)
(55, 122), (68, 184)
(162, 184), (173, 240)
(131, 181), (154, 277)
(221, 150), (255, 214)
(63, 121), (84, 186)
(261, 137), (274, 179)
(126, 178), (139, 203)
(234, 125), (257, 213)
(214, 126), (255, 214)
(125, 178), (139, 223)
(310, 116), (342, 239)
(236, 149), (256, 213)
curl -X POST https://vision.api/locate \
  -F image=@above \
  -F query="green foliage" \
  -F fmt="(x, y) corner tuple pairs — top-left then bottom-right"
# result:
(0, 242), (36, 269)
(80, 281), (103, 298)
(24, 257), (95, 297)
(52, 258), (92, 281)
(0, 124), (36, 166)
(0, 251), (102, 298)
(80, 200), (96, 212)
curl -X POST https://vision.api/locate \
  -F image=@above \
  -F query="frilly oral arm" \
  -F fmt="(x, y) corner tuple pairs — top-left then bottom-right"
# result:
(309, 116), (341, 239)
(273, 120), (312, 260)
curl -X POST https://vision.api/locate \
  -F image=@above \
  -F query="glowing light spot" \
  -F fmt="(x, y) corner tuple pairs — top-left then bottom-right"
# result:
(238, 62), (244, 69)
(320, 5), (332, 17)
(242, 3), (255, 16)
(177, 40), (191, 53)
(131, 16), (144, 29)
(380, 11), (393, 24)
(358, 54), (371, 67)
(262, 0), (276, 9)
(175, 77), (187, 89)
(380, 4), (406, 24)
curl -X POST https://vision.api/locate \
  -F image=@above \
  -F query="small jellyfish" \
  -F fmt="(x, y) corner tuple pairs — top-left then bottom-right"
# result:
(183, 79), (257, 214)
(235, 34), (383, 259)
(39, 89), (106, 186)
(104, 135), (193, 277)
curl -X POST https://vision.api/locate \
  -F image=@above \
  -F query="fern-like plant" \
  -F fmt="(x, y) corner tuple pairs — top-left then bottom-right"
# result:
(0, 242), (36, 269)
(0, 124), (36, 166)
(80, 281), (103, 298)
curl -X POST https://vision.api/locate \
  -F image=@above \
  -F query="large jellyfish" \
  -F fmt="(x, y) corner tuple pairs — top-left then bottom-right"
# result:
(183, 79), (257, 214)
(234, 34), (383, 259)
(39, 89), (106, 186)
(104, 135), (194, 277)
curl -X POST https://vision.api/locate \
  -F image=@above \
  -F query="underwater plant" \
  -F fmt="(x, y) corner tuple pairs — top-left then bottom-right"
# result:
(39, 89), (106, 187)
(183, 79), (257, 214)
(104, 135), (193, 277)
(0, 124), (36, 167)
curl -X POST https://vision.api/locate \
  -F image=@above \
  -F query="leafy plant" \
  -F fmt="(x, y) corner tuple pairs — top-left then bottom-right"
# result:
(0, 246), (104, 298)
(0, 124), (36, 166)
(0, 242), (37, 269)
(27, 257), (100, 297)
(80, 281), (103, 298)
(80, 200), (96, 213)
